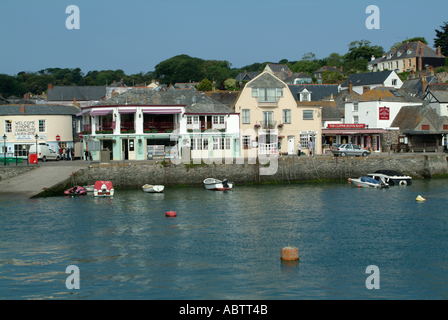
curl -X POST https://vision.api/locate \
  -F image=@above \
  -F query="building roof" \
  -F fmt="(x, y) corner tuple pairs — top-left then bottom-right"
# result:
(379, 41), (445, 64)
(283, 72), (312, 83)
(288, 84), (339, 102)
(314, 66), (344, 74)
(426, 90), (448, 102)
(265, 64), (291, 73)
(341, 70), (394, 88)
(0, 105), (80, 116)
(235, 71), (260, 82)
(93, 87), (233, 114)
(247, 71), (287, 88)
(295, 100), (341, 120)
(204, 91), (240, 109)
(46, 86), (107, 101)
(390, 104), (447, 133)
(349, 87), (423, 103)
(400, 76), (438, 97)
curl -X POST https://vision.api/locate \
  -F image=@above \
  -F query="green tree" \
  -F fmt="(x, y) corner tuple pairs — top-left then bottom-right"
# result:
(154, 54), (204, 85)
(223, 78), (236, 90)
(343, 40), (384, 72)
(324, 53), (344, 68)
(434, 21), (448, 57)
(197, 79), (212, 91)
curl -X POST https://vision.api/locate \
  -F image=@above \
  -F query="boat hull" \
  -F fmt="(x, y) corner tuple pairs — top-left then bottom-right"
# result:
(64, 186), (87, 195)
(142, 185), (164, 193)
(93, 181), (114, 197)
(203, 178), (233, 191)
(350, 177), (389, 188)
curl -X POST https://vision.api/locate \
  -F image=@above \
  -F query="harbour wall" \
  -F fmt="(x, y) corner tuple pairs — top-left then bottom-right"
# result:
(0, 166), (35, 181)
(72, 155), (447, 188)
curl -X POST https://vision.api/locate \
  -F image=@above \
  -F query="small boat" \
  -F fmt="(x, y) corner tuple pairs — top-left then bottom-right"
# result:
(83, 185), (95, 192)
(367, 170), (412, 186)
(142, 184), (164, 193)
(349, 176), (389, 188)
(203, 178), (233, 191)
(93, 181), (114, 197)
(64, 186), (87, 195)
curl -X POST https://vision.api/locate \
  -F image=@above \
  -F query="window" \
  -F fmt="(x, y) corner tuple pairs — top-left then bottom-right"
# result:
(422, 125), (430, 130)
(409, 59), (412, 67)
(301, 93), (310, 101)
(190, 138), (196, 150)
(252, 88), (258, 97)
(253, 88), (282, 102)
(242, 135), (251, 149)
(14, 144), (32, 157)
(283, 110), (291, 124)
(187, 116), (192, 125)
(303, 110), (314, 120)
(4, 120), (12, 133)
(203, 139), (209, 150)
(38, 120), (46, 133)
(300, 134), (311, 148)
(213, 137), (219, 150)
(225, 137), (231, 150)
(353, 103), (358, 112)
(353, 116), (359, 124)
(213, 116), (225, 124)
(392, 79), (397, 86)
(242, 109), (250, 124)
(443, 125), (448, 130)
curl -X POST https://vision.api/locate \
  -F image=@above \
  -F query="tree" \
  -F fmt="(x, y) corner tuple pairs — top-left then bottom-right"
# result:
(323, 53), (344, 68)
(343, 40), (384, 72)
(434, 21), (448, 57)
(223, 78), (236, 90)
(197, 79), (212, 91)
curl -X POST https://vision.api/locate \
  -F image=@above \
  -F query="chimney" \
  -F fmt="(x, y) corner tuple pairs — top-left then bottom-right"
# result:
(371, 55), (375, 61)
(330, 93), (334, 101)
(349, 81), (353, 95)
(23, 93), (30, 100)
(438, 76), (441, 83)
(48, 84), (53, 90)
(422, 76), (428, 93)
(406, 42), (410, 50)
(437, 46), (442, 57)
(427, 66), (434, 77)
(20, 104), (25, 114)
(244, 69), (247, 75)
(408, 69), (416, 80)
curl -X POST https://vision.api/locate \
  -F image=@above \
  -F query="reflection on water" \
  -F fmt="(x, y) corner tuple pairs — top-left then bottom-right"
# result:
(1, 180), (448, 299)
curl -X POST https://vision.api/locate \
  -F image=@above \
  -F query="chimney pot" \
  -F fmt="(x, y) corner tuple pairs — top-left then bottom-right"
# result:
(437, 46), (442, 57)
(20, 105), (25, 113)
(48, 84), (53, 90)
(349, 80), (353, 95)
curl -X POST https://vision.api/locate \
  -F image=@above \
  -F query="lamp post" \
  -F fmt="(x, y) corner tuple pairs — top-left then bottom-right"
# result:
(2, 134), (6, 166)
(35, 133), (39, 164)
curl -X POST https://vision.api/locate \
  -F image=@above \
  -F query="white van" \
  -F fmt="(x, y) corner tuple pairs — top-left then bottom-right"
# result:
(29, 143), (61, 161)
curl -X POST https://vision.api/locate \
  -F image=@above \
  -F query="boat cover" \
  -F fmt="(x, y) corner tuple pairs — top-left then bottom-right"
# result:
(360, 177), (379, 184)
(94, 181), (113, 190)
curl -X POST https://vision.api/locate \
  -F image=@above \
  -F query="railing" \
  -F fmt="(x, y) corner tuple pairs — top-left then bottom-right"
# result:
(256, 120), (277, 130)
(120, 121), (135, 133)
(82, 124), (92, 133)
(258, 143), (278, 155)
(96, 123), (114, 132)
(144, 122), (174, 133)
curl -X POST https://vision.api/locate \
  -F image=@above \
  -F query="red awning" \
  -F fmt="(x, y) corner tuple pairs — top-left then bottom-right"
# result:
(322, 129), (388, 135)
(118, 108), (136, 114)
(142, 108), (182, 114)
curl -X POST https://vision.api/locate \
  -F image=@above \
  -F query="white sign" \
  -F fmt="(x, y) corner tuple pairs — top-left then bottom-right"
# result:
(15, 135), (34, 141)
(37, 135), (47, 141)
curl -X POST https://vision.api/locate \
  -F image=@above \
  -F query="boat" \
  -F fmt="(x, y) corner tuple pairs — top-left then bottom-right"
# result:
(142, 184), (164, 193)
(367, 170), (412, 186)
(83, 185), (95, 192)
(349, 176), (389, 188)
(93, 181), (114, 197)
(64, 186), (87, 195)
(203, 178), (233, 191)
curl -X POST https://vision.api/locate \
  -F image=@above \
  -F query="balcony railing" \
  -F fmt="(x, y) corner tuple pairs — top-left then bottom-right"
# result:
(121, 121), (135, 133)
(256, 120), (277, 129)
(144, 122), (175, 133)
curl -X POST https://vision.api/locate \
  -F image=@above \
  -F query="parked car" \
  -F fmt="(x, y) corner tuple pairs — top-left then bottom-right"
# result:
(331, 144), (371, 157)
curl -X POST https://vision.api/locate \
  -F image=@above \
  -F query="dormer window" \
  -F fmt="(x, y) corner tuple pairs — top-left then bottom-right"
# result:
(388, 53), (394, 59)
(407, 49), (413, 55)
(397, 51), (403, 57)
(300, 89), (311, 101)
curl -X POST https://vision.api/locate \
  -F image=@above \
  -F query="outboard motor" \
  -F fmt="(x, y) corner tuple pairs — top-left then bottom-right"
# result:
(101, 184), (107, 194)
(222, 179), (229, 189)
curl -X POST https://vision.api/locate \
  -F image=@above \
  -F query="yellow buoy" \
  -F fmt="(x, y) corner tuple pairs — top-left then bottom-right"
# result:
(416, 195), (426, 202)
(281, 246), (299, 261)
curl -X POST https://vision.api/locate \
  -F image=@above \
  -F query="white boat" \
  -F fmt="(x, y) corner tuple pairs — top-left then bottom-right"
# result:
(367, 170), (412, 186)
(203, 178), (233, 191)
(349, 176), (389, 188)
(83, 185), (95, 192)
(93, 181), (114, 197)
(142, 184), (164, 193)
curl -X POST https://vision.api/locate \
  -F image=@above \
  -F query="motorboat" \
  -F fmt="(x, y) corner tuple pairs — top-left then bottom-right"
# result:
(367, 170), (412, 186)
(203, 178), (233, 191)
(64, 186), (87, 195)
(142, 184), (164, 193)
(349, 176), (389, 188)
(83, 185), (95, 192)
(94, 181), (114, 197)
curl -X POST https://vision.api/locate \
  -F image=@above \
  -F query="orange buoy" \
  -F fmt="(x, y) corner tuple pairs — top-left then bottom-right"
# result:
(166, 211), (177, 217)
(281, 246), (299, 261)
(358, 185), (361, 188)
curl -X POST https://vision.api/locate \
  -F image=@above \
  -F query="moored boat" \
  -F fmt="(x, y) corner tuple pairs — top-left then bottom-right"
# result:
(203, 178), (233, 191)
(142, 184), (164, 193)
(349, 176), (389, 188)
(367, 170), (412, 186)
(64, 186), (87, 195)
(94, 181), (114, 197)
(83, 185), (95, 192)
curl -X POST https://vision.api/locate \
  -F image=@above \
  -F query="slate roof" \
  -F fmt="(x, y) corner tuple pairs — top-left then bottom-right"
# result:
(235, 71), (260, 82)
(341, 71), (393, 88)
(0, 105), (80, 116)
(295, 100), (341, 120)
(367, 57), (383, 65)
(0, 96), (10, 105)
(204, 91), (240, 109)
(93, 87), (233, 114)
(349, 87), (423, 103)
(426, 91), (448, 102)
(246, 71), (287, 88)
(379, 41), (445, 64)
(400, 76), (438, 97)
(314, 66), (344, 74)
(288, 84), (339, 102)
(330, 90), (360, 117)
(266, 64), (290, 72)
(427, 83), (448, 91)
(391, 104), (447, 133)
(46, 86), (107, 101)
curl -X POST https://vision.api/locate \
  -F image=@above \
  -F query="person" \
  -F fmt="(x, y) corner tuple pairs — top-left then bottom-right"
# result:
(65, 147), (70, 161)
(84, 149), (88, 161)
(278, 141), (281, 153)
(308, 138), (314, 156)
(70, 146), (75, 161)
(297, 141), (302, 157)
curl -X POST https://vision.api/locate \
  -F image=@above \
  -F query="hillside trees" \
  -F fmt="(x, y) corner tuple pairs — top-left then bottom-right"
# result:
(434, 21), (448, 57)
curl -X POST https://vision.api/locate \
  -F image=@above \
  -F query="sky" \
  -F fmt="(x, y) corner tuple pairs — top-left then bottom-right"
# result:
(1, 0), (447, 76)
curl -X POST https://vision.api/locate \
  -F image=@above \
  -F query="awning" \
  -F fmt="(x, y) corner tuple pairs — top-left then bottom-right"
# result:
(142, 108), (182, 114)
(76, 109), (90, 116)
(90, 109), (113, 116)
(322, 129), (388, 135)
(118, 108), (136, 114)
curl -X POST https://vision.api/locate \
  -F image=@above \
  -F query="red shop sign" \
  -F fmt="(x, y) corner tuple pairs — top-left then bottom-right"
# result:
(379, 107), (390, 120)
(327, 124), (366, 129)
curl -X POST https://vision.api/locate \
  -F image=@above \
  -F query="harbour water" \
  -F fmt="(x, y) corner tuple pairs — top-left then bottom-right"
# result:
(0, 180), (447, 300)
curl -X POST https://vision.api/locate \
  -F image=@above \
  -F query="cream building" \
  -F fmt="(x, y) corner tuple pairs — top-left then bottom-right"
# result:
(235, 71), (321, 157)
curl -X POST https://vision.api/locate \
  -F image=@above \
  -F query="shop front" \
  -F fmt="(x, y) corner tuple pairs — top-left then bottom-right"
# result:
(322, 124), (387, 154)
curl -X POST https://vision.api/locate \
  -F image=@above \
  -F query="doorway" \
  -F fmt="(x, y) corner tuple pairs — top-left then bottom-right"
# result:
(102, 140), (113, 160)
(288, 136), (295, 155)
(122, 139), (128, 160)
(122, 138), (135, 160)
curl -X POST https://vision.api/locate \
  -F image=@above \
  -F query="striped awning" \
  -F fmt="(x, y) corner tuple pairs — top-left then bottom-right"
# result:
(90, 109), (113, 116)
(142, 108), (182, 114)
(118, 108), (136, 114)
(76, 109), (90, 117)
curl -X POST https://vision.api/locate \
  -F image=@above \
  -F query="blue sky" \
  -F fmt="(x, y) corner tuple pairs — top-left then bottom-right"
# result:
(1, 0), (447, 76)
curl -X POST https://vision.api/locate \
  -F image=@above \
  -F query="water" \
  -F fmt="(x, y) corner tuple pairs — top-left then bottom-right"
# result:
(1, 180), (447, 300)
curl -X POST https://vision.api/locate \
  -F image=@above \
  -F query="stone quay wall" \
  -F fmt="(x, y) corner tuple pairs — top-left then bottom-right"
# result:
(0, 165), (35, 181)
(72, 155), (448, 188)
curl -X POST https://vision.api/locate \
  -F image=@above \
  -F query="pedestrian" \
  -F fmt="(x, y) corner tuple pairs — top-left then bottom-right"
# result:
(297, 141), (302, 157)
(65, 147), (70, 161)
(309, 138), (314, 156)
(70, 146), (74, 161)
(84, 149), (88, 161)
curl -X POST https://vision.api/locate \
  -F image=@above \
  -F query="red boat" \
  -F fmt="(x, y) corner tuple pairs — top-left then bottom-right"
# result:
(64, 186), (87, 195)
(94, 181), (114, 197)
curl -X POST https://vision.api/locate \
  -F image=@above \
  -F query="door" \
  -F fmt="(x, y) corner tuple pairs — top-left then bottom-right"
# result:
(288, 136), (295, 155)
(122, 139), (128, 160)
(128, 139), (135, 160)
